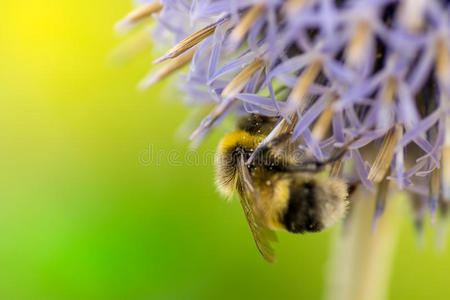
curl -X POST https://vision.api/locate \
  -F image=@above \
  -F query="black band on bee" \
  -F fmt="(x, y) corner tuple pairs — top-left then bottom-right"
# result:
(282, 181), (324, 233)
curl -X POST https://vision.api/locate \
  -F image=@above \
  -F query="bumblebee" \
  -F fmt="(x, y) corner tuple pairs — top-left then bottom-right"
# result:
(215, 114), (349, 262)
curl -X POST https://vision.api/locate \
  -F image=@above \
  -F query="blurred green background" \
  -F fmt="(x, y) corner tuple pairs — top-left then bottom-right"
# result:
(0, 0), (449, 299)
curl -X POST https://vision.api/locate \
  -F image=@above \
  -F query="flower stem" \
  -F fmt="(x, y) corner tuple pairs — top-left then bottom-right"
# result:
(324, 188), (402, 300)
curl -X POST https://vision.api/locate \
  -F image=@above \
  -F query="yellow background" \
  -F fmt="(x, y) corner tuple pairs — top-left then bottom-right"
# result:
(0, 0), (449, 299)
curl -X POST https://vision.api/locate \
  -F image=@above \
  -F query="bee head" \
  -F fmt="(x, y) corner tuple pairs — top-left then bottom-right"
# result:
(215, 130), (263, 196)
(282, 177), (348, 233)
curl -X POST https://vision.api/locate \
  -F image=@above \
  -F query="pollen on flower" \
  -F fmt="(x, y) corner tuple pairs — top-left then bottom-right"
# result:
(228, 4), (266, 48)
(153, 18), (225, 64)
(139, 49), (195, 89)
(115, 1), (163, 31)
(368, 125), (402, 183)
(221, 58), (266, 99)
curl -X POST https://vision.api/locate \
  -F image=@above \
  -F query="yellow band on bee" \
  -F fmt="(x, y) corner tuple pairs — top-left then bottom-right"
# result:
(217, 130), (264, 152)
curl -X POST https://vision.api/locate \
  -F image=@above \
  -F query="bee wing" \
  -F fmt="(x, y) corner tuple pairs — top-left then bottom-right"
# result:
(236, 154), (277, 263)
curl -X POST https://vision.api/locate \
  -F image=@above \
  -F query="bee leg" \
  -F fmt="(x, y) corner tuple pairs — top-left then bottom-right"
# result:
(266, 132), (291, 148)
(326, 147), (348, 164)
(283, 162), (326, 173)
(284, 147), (349, 173)
(248, 133), (293, 167)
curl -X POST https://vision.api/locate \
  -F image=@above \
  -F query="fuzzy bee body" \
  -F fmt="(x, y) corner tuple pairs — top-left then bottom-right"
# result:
(215, 114), (349, 262)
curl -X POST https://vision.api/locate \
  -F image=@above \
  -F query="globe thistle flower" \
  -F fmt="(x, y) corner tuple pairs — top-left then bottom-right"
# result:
(117, 0), (450, 236)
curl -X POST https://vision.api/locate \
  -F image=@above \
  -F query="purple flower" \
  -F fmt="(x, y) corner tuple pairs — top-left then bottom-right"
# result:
(117, 0), (450, 231)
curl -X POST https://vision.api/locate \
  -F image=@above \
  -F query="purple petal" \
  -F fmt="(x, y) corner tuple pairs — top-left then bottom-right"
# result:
(351, 149), (375, 191)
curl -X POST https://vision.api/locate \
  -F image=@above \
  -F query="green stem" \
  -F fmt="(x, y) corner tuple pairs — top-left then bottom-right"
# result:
(324, 189), (402, 300)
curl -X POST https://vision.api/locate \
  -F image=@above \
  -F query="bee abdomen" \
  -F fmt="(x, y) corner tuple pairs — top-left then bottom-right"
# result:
(282, 181), (324, 233)
(281, 177), (348, 233)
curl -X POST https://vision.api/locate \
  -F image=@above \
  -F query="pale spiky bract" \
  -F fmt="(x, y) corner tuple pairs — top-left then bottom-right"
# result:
(118, 0), (450, 229)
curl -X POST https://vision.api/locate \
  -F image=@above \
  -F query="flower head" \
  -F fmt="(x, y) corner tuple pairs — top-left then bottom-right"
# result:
(118, 0), (450, 232)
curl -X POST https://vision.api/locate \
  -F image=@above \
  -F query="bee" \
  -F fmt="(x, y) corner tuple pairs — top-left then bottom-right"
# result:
(215, 114), (349, 262)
